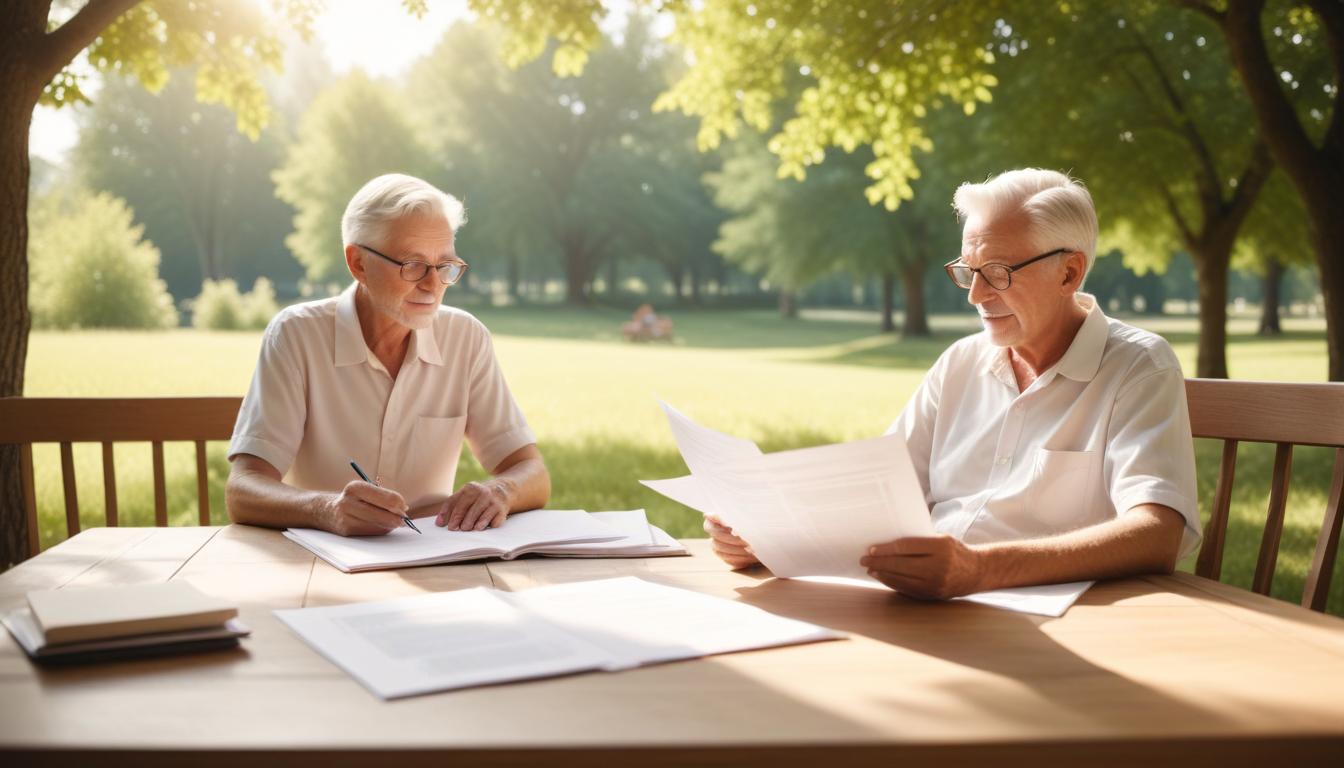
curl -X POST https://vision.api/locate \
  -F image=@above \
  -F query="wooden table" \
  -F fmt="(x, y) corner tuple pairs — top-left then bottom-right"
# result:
(2, 525), (1342, 767)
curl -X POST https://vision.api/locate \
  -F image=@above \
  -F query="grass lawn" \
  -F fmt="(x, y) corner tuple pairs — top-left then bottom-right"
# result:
(22, 305), (1343, 615)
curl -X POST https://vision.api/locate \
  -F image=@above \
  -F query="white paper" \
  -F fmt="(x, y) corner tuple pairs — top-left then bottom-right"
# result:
(509, 577), (842, 670)
(794, 575), (1093, 617)
(539, 510), (687, 558)
(275, 577), (840, 699)
(284, 509), (624, 572)
(646, 401), (933, 579)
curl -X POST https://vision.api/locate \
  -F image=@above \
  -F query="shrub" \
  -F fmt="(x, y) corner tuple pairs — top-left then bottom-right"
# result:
(29, 191), (179, 329)
(192, 277), (279, 330)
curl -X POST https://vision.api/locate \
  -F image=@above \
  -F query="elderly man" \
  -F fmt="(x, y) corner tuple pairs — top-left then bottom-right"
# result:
(706, 168), (1200, 598)
(226, 173), (548, 536)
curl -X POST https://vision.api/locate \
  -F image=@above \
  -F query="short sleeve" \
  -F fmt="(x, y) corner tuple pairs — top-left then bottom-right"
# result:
(1105, 365), (1202, 558)
(228, 318), (307, 475)
(885, 353), (945, 506)
(463, 324), (537, 472)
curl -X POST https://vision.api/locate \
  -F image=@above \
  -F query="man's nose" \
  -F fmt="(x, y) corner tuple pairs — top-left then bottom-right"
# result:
(967, 271), (994, 305)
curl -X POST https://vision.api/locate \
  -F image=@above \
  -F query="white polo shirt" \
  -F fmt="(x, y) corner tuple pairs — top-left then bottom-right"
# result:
(228, 284), (536, 508)
(888, 294), (1202, 558)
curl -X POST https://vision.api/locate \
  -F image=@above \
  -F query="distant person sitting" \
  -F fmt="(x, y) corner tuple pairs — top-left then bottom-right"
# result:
(226, 173), (550, 537)
(622, 303), (674, 342)
(706, 168), (1200, 599)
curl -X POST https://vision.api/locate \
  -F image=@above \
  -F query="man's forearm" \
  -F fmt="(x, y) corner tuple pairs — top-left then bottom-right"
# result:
(488, 457), (550, 512)
(973, 504), (1186, 592)
(225, 468), (331, 530)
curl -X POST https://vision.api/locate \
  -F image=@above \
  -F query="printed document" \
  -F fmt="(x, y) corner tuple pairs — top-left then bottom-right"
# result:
(275, 576), (841, 699)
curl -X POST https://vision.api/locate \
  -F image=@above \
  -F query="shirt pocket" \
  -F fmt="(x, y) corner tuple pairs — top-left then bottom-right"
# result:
(1028, 449), (1097, 528)
(408, 415), (467, 497)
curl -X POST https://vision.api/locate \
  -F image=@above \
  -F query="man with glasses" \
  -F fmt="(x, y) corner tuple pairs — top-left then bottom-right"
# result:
(226, 174), (549, 536)
(707, 169), (1200, 599)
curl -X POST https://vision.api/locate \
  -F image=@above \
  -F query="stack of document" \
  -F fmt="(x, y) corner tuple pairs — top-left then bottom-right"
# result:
(285, 508), (686, 573)
(275, 576), (843, 699)
(1, 581), (250, 664)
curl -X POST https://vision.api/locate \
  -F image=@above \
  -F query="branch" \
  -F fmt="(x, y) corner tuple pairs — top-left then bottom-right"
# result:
(1172, 0), (1224, 23)
(1222, 0), (1320, 176)
(1158, 182), (1196, 247)
(1308, 0), (1344, 153)
(1121, 27), (1222, 207)
(36, 0), (142, 83)
(1226, 140), (1275, 225)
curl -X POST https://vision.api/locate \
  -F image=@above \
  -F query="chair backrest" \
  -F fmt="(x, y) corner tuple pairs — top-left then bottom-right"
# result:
(0, 397), (243, 558)
(1185, 379), (1344, 612)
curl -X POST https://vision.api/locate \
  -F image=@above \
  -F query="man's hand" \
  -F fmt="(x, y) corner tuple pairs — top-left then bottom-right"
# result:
(860, 535), (985, 599)
(705, 515), (759, 570)
(321, 480), (408, 536)
(437, 480), (511, 531)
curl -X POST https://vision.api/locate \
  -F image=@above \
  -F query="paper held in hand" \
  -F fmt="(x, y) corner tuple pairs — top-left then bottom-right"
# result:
(642, 400), (934, 580)
(284, 508), (686, 573)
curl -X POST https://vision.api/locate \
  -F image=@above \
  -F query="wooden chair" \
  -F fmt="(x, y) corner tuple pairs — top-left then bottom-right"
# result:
(1186, 379), (1344, 611)
(0, 397), (243, 558)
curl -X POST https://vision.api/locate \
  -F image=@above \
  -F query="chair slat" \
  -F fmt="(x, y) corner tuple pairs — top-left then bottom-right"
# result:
(20, 443), (39, 558)
(1303, 448), (1344, 612)
(195, 440), (210, 526)
(1252, 443), (1294, 595)
(0, 398), (242, 443)
(152, 441), (167, 527)
(1196, 439), (1238, 581)
(59, 442), (80, 537)
(102, 441), (118, 527)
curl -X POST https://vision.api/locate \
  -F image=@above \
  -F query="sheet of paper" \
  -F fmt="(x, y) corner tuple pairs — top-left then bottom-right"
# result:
(506, 577), (843, 670)
(274, 588), (614, 699)
(284, 509), (623, 572)
(651, 401), (932, 580)
(639, 475), (718, 515)
(794, 576), (1094, 617)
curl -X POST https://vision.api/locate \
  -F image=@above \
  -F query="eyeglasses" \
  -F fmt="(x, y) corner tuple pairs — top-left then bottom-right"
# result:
(356, 243), (469, 285)
(944, 248), (1071, 291)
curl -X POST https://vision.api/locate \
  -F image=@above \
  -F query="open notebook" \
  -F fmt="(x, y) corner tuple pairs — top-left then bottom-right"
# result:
(284, 509), (686, 573)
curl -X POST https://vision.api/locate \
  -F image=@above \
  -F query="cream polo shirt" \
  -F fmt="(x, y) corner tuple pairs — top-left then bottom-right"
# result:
(888, 294), (1202, 558)
(228, 284), (536, 508)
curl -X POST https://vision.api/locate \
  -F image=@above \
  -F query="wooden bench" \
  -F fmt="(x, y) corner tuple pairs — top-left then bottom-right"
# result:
(0, 397), (242, 559)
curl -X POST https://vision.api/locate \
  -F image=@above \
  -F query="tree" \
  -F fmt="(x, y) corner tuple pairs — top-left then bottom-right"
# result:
(1, 0), (324, 570)
(1186, 0), (1342, 378)
(28, 188), (178, 329)
(985, 4), (1275, 378)
(73, 71), (299, 298)
(272, 71), (434, 282)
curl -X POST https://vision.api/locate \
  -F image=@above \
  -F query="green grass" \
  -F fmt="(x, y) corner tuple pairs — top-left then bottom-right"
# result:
(22, 306), (1342, 614)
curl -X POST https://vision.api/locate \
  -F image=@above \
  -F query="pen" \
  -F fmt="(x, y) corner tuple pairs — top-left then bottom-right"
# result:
(349, 460), (421, 534)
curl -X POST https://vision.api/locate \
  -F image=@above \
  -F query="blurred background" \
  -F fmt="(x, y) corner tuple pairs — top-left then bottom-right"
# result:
(12, 0), (1342, 610)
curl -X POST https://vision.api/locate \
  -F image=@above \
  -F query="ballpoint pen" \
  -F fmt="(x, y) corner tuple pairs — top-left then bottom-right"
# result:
(349, 460), (421, 533)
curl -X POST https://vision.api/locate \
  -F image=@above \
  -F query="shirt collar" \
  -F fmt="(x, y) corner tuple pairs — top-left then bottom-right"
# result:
(334, 283), (444, 368)
(980, 292), (1108, 387)
(1052, 293), (1107, 383)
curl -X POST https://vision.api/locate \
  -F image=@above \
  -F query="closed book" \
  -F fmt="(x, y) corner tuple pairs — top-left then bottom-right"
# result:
(27, 581), (238, 644)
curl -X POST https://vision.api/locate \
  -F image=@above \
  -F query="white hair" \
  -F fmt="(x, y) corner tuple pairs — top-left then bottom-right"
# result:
(952, 168), (1099, 275)
(340, 173), (467, 248)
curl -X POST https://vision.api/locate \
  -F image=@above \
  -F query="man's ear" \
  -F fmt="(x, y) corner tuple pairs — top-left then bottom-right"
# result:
(1061, 250), (1087, 291)
(345, 244), (366, 282)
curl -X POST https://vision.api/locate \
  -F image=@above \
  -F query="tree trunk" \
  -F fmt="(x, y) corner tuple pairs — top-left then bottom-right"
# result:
(1258, 256), (1283, 336)
(606, 253), (618, 296)
(879, 272), (895, 333)
(1193, 253), (1230, 379)
(507, 252), (521, 298)
(900, 257), (931, 338)
(1222, 0), (1344, 379)
(689, 264), (702, 305)
(778, 290), (798, 319)
(0, 61), (39, 570)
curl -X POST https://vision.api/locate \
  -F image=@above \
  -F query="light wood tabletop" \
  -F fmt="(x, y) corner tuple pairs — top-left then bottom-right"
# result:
(1, 524), (1342, 767)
